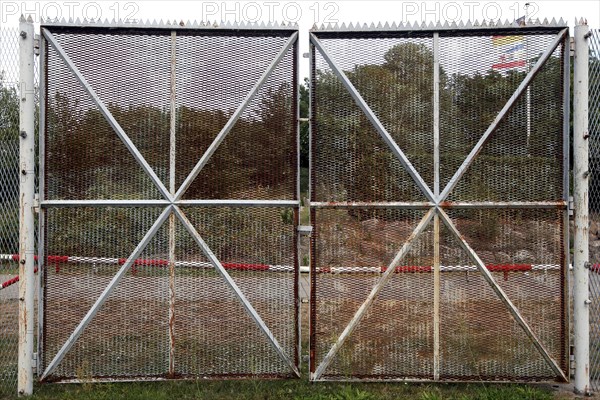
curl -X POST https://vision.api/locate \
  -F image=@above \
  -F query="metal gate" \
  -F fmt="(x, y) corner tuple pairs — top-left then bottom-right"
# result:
(589, 28), (600, 392)
(39, 20), (300, 381)
(309, 20), (570, 381)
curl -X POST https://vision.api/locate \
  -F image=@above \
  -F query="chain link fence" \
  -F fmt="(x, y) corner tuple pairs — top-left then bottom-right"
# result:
(0, 26), (22, 397)
(589, 28), (600, 392)
(0, 25), (39, 396)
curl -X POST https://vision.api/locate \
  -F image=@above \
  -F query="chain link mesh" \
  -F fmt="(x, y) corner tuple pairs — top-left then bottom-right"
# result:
(310, 28), (567, 381)
(0, 27), (23, 397)
(41, 26), (298, 381)
(588, 28), (600, 392)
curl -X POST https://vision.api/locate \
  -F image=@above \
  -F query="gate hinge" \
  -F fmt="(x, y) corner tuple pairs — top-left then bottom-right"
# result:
(297, 225), (313, 235)
(33, 193), (40, 213)
(568, 196), (574, 216)
(34, 34), (40, 56)
(570, 37), (575, 56)
(32, 352), (38, 371)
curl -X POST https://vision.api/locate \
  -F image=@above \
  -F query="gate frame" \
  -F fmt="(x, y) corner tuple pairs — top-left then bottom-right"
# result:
(35, 19), (301, 382)
(308, 19), (571, 382)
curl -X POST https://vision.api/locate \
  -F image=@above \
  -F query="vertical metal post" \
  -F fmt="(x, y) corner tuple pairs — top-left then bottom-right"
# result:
(573, 20), (591, 396)
(294, 38), (301, 368)
(432, 31), (441, 381)
(18, 15), (36, 397)
(562, 32), (571, 378)
(308, 41), (316, 376)
(168, 30), (177, 377)
(37, 30), (47, 374)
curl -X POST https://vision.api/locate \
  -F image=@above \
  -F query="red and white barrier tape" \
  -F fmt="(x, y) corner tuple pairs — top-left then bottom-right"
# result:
(0, 253), (567, 291)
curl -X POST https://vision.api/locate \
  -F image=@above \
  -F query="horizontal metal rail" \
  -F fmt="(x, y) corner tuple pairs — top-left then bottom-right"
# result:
(41, 200), (171, 207)
(41, 199), (300, 208)
(176, 199), (300, 207)
(310, 202), (434, 209)
(310, 201), (567, 209)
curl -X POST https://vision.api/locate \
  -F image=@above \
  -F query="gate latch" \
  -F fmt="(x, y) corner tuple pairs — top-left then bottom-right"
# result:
(298, 225), (313, 235)
(33, 193), (40, 213)
(34, 34), (40, 56)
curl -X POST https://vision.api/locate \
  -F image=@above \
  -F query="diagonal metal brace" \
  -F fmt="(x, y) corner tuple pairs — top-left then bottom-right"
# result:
(173, 206), (301, 377)
(41, 206), (173, 380)
(312, 208), (436, 380)
(174, 32), (299, 201)
(437, 208), (568, 381)
(42, 29), (172, 202)
(439, 28), (568, 202)
(310, 33), (436, 204)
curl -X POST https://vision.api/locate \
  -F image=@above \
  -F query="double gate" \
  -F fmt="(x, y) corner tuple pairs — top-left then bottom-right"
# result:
(35, 19), (569, 383)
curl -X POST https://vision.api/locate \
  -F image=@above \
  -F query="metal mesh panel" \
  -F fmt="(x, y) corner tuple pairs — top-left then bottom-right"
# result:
(42, 25), (298, 381)
(180, 41), (296, 200)
(311, 208), (434, 379)
(310, 27), (567, 382)
(589, 28), (600, 392)
(175, 207), (297, 377)
(0, 27), (24, 396)
(48, 31), (172, 187)
(311, 40), (425, 203)
(440, 209), (564, 379)
(176, 34), (296, 200)
(42, 207), (164, 378)
(45, 34), (164, 200)
(440, 34), (563, 202)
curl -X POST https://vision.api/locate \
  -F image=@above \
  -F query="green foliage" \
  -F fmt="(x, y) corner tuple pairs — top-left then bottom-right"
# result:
(0, 75), (21, 255)
(0, 74), (19, 142)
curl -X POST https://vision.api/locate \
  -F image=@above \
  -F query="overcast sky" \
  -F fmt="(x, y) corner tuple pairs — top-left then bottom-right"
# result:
(1, 0), (598, 80)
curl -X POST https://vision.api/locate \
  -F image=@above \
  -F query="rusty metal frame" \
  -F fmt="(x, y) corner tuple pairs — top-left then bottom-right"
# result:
(309, 25), (570, 382)
(39, 24), (300, 381)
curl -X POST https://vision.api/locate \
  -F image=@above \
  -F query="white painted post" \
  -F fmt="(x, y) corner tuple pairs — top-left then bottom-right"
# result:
(573, 19), (591, 395)
(18, 15), (36, 397)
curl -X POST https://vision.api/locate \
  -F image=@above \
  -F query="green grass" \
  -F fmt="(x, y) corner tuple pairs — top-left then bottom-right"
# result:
(7, 380), (568, 400)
